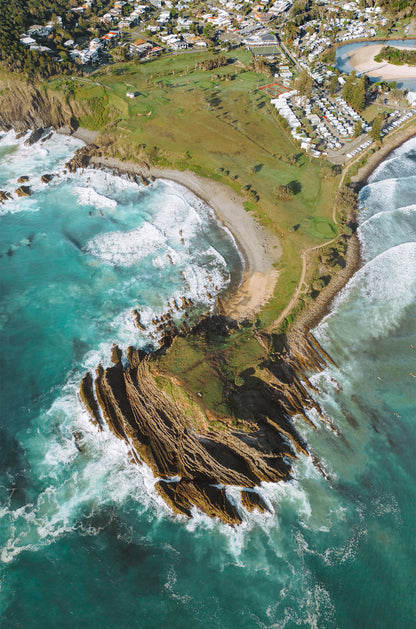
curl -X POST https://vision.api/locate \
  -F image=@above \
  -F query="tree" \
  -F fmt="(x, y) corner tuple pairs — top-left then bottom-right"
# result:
(110, 45), (129, 63)
(370, 114), (384, 142)
(251, 58), (273, 78)
(203, 24), (215, 40)
(342, 74), (366, 112)
(274, 183), (297, 200)
(336, 186), (358, 213)
(295, 69), (313, 97)
(353, 120), (363, 138)
(329, 74), (339, 96)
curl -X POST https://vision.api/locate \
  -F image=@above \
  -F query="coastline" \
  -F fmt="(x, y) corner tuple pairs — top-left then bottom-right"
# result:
(68, 123), (416, 338)
(352, 125), (416, 186)
(86, 154), (282, 322)
(290, 125), (416, 342)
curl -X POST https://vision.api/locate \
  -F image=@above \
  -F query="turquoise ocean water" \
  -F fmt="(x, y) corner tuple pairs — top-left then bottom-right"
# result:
(0, 131), (415, 628)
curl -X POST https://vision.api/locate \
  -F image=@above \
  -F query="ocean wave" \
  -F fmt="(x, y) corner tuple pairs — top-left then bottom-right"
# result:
(359, 175), (416, 222)
(73, 186), (117, 210)
(318, 242), (416, 344)
(359, 204), (416, 261)
(369, 136), (416, 184)
(84, 222), (166, 266)
(78, 168), (142, 197)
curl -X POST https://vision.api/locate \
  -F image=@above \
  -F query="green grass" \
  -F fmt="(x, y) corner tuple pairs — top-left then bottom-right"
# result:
(46, 49), (341, 327)
(156, 327), (267, 419)
(7, 49), (350, 422)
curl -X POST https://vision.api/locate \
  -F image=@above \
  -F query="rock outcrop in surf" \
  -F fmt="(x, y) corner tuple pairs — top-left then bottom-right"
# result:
(80, 316), (330, 524)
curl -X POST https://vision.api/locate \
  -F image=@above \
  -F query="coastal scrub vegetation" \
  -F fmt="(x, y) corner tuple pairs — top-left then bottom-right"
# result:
(341, 72), (367, 113)
(375, 46), (416, 66)
(336, 186), (358, 217)
(376, 0), (416, 18)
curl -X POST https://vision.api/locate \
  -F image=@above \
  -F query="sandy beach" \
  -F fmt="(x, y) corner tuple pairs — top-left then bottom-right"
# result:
(347, 43), (416, 80)
(88, 155), (282, 321)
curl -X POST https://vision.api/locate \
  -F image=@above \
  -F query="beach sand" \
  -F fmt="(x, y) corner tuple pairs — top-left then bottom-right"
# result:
(347, 44), (416, 80)
(88, 155), (282, 321)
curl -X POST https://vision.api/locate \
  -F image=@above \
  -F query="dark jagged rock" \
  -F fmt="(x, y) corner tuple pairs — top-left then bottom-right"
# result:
(25, 128), (45, 146)
(156, 479), (242, 524)
(73, 431), (85, 452)
(0, 190), (12, 203)
(111, 344), (123, 365)
(133, 309), (146, 331)
(80, 372), (103, 430)
(65, 145), (98, 173)
(15, 186), (31, 197)
(41, 132), (53, 143)
(41, 173), (54, 184)
(17, 175), (30, 183)
(138, 173), (149, 186)
(241, 490), (270, 514)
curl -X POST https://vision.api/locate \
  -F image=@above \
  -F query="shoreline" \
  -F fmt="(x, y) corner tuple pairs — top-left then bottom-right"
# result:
(68, 124), (415, 339)
(352, 125), (416, 186)
(86, 154), (282, 322)
(62, 120), (416, 344)
(290, 125), (416, 342)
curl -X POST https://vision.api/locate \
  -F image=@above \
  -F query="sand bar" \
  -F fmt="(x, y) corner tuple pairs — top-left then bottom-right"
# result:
(88, 155), (282, 321)
(347, 43), (416, 80)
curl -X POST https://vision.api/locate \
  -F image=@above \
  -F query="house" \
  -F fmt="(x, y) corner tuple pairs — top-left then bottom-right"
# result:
(157, 11), (171, 24)
(20, 36), (37, 46)
(27, 24), (53, 38)
(130, 38), (153, 55)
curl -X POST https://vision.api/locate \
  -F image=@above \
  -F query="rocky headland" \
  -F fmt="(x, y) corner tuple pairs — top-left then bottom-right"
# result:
(79, 311), (333, 524)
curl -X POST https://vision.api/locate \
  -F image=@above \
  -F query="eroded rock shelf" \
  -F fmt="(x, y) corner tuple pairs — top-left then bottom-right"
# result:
(80, 319), (330, 525)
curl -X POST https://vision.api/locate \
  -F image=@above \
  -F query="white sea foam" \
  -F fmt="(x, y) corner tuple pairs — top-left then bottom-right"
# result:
(73, 186), (117, 210)
(359, 175), (416, 223)
(359, 203), (416, 261)
(359, 177), (397, 221)
(85, 167), (139, 189)
(369, 136), (416, 183)
(85, 222), (166, 266)
(317, 242), (416, 344)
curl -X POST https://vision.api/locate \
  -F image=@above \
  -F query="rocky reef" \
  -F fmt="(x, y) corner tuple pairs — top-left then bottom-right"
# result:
(79, 315), (331, 525)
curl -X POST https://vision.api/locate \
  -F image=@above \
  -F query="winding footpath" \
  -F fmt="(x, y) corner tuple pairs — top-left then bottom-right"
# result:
(266, 150), (365, 333)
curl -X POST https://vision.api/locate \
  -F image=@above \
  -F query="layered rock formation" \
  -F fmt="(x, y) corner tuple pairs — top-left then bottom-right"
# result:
(0, 80), (78, 134)
(80, 318), (330, 525)
(15, 185), (31, 197)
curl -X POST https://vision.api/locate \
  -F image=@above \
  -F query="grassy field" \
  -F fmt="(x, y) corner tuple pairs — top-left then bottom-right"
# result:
(153, 324), (269, 425)
(46, 50), (344, 418)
